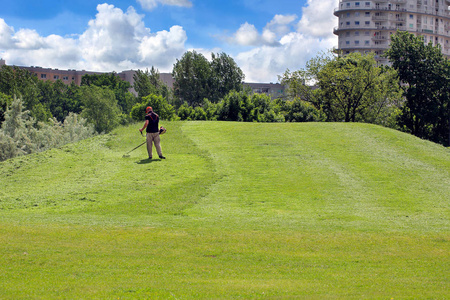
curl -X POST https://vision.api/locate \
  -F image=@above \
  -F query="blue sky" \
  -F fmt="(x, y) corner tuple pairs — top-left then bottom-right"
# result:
(0, 0), (338, 82)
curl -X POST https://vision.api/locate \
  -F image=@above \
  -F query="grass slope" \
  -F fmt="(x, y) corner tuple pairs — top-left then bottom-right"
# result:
(1, 121), (449, 299)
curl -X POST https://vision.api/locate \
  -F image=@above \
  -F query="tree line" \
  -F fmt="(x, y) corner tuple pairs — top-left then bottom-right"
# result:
(0, 32), (448, 161)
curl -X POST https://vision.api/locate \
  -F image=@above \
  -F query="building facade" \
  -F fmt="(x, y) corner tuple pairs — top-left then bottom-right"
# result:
(243, 82), (285, 99)
(334, 0), (450, 63)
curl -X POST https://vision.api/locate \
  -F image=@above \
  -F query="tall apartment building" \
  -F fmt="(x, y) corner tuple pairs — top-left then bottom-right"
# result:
(334, 0), (450, 63)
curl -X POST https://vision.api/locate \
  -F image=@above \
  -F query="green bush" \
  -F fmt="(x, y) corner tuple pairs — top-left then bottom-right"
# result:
(0, 97), (95, 161)
(281, 98), (326, 122)
(177, 103), (195, 120)
(81, 86), (121, 133)
(130, 94), (176, 122)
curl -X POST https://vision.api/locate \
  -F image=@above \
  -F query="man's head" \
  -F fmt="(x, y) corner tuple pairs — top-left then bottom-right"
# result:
(146, 106), (153, 114)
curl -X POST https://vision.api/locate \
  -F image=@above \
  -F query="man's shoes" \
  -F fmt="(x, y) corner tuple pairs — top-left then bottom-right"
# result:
(148, 157), (152, 160)
(159, 155), (166, 159)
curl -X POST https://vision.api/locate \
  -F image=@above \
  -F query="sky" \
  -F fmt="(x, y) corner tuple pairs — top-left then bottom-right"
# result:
(0, 0), (339, 83)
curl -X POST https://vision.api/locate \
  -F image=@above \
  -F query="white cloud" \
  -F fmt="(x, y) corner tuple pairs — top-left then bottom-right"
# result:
(79, 4), (148, 71)
(0, 19), (14, 48)
(227, 14), (298, 47)
(13, 29), (45, 49)
(298, 0), (339, 37)
(234, 23), (260, 46)
(233, 0), (339, 82)
(0, 4), (187, 72)
(236, 32), (336, 83)
(3, 34), (80, 68)
(265, 14), (298, 37)
(138, 25), (187, 70)
(137, 0), (193, 11)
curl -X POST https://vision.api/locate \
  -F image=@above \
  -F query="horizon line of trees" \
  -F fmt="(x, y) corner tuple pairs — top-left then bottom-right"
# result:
(0, 35), (449, 161)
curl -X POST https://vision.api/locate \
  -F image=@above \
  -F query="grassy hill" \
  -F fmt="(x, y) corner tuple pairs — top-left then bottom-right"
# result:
(1, 121), (449, 299)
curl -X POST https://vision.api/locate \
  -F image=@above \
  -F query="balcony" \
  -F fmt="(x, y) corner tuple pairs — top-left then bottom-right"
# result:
(392, 17), (406, 23)
(335, 3), (450, 17)
(376, 25), (406, 31)
(339, 44), (389, 50)
(372, 35), (390, 41)
(334, 25), (377, 34)
(372, 15), (389, 21)
(334, 3), (373, 15)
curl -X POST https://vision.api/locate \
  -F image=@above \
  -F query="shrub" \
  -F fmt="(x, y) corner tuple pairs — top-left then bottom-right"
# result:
(282, 98), (326, 122)
(130, 94), (176, 121)
(0, 98), (95, 161)
(81, 86), (121, 133)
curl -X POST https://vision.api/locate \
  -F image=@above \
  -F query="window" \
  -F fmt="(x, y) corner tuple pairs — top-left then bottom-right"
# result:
(365, 21), (370, 25)
(346, 41), (350, 45)
(63, 76), (69, 80)
(365, 2), (370, 7)
(41, 74), (46, 79)
(54, 75), (59, 80)
(355, 21), (360, 25)
(346, 13), (350, 18)
(410, 24), (413, 28)
(346, 32), (351, 36)
(355, 12), (360, 17)
(365, 31), (370, 35)
(355, 31), (360, 36)
(355, 2), (360, 7)
(365, 40), (370, 45)
(365, 12), (370, 17)
(355, 40), (360, 45)
(346, 21), (351, 26)
(410, 14), (414, 19)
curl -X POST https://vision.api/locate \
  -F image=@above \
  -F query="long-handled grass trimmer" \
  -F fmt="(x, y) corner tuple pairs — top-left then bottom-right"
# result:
(122, 131), (145, 158)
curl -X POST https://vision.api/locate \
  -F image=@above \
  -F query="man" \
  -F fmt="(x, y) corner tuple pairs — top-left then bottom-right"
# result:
(139, 106), (166, 159)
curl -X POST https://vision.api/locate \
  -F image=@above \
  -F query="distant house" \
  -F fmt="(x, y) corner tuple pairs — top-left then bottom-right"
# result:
(243, 82), (285, 99)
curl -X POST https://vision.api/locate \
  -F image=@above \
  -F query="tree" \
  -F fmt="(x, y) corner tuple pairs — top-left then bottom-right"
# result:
(172, 51), (245, 106)
(0, 92), (12, 124)
(280, 52), (402, 125)
(279, 69), (318, 104)
(210, 52), (245, 101)
(172, 51), (213, 107)
(385, 31), (450, 146)
(37, 80), (82, 122)
(0, 97), (36, 158)
(317, 53), (402, 123)
(133, 67), (170, 103)
(81, 72), (135, 114)
(0, 65), (42, 120)
(80, 86), (121, 133)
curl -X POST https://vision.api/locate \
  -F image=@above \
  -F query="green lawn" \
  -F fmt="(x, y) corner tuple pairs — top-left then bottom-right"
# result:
(1, 121), (449, 299)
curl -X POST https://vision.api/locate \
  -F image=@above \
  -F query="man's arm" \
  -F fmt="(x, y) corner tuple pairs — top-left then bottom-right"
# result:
(139, 120), (149, 133)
